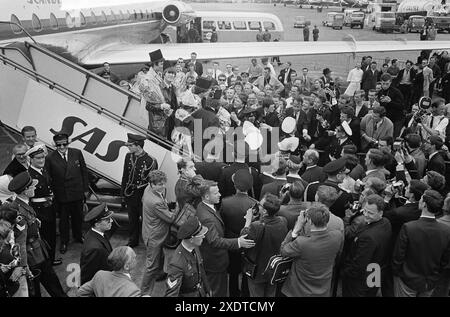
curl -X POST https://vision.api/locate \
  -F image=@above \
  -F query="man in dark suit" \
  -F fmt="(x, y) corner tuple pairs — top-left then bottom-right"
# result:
(361, 61), (380, 96)
(393, 190), (450, 297)
(426, 135), (446, 176)
(27, 146), (62, 266)
(3, 144), (29, 177)
(46, 132), (89, 254)
(220, 169), (257, 297)
(188, 52), (203, 76)
(341, 106), (361, 151)
(342, 194), (392, 297)
(326, 122), (355, 161)
(80, 203), (113, 285)
(393, 60), (416, 111)
(121, 133), (158, 248)
(300, 149), (326, 185)
(196, 180), (255, 297)
(304, 158), (353, 218)
(378, 73), (405, 138)
(278, 62), (295, 87)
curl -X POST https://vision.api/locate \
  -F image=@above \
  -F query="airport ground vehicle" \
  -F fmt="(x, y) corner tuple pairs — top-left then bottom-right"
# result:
(294, 15), (306, 27)
(406, 15), (425, 32)
(349, 11), (365, 28)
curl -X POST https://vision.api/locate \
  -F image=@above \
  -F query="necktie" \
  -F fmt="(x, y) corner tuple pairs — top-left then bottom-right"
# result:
(63, 153), (67, 161)
(373, 121), (378, 132)
(430, 116), (435, 128)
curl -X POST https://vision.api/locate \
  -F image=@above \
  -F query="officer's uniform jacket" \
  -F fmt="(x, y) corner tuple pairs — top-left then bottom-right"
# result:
(12, 198), (48, 267)
(28, 167), (55, 222)
(165, 243), (211, 297)
(121, 151), (158, 198)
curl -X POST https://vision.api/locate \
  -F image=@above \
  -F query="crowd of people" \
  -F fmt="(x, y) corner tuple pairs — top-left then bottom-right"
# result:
(2, 47), (450, 297)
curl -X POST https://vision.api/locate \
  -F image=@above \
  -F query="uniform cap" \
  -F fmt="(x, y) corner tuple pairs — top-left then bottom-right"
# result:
(84, 202), (113, 223)
(232, 169), (254, 192)
(53, 132), (69, 142)
(25, 145), (45, 158)
(8, 171), (38, 194)
(149, 49), (164, 63)
(282, 117), (296, 134)
(323, 158), (349, 175)
(126, 133), (146, 145)
(341, 121), (353, 136)
(177, 216), (208, 240)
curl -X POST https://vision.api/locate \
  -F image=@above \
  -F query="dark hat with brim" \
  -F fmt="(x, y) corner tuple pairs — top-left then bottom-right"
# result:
(177, 216), (208, 240)
(149, 49), (164, 64)
(195, 77), (212, 91)
(323, 158), (349, 175)
(53, 132), (69, 142)
(8, 171), (38, 194)
(125, 133), (146, 145)
(84, 202), (114, 223)
(25, 145), (45, 158)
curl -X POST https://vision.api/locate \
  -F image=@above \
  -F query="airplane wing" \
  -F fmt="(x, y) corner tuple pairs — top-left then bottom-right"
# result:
(80, 40), (450, 66)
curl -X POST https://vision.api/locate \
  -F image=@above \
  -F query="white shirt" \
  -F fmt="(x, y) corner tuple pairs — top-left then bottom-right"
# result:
(202, 201), (216, 211)
(58, 150), (68, 161)
(429, 151), (439, 161)
(347, 68), (363, 83)
(422, 115), (448, 140)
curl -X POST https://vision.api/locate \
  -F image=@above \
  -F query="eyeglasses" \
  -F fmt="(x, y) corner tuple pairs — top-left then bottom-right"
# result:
(218, 79), (226, 81)
(56, 143), (68, 147)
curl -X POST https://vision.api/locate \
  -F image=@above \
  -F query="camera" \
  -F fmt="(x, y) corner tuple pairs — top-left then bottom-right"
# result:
(413, 96), (432, 124)
(251, 202), (260, 217)
(351, 201), (362, 214)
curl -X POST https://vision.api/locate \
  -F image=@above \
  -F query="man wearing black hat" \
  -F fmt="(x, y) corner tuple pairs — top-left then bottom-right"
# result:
(304, 158), (353, 218)
(165, 216), (211, 297)
(46, 132), (88, 254)
(8, 171), (66, 297)
(220, 169), (258, 297)
(80, 203), (114, 285)
(121, 133), (158, 248)
(27, 146), (62, 266)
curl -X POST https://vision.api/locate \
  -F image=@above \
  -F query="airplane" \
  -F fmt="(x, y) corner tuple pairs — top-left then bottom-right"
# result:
(0, 0), (449, 69)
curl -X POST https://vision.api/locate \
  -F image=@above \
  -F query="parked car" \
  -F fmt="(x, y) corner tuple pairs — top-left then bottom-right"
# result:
(407, 15), (425, 32)
(294, 15), (306, 28)
(332, 13), (345, 29)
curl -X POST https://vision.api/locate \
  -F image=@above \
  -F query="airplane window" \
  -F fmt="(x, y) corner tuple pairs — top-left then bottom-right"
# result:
(79, 12), (87, 26)
(263, 21), (275, 30)
(233, 21), (247, 30)
(203, 20), (215, 30)
(218, 21), (231, 30)
(91, 11), (97, 24)
(101, 11), (107, 23)
(10, 14), (23, 34)
(50, 13), (58, 30)
(248, 21), (261, 30)
(32, 13), (42, 32)
(66, 12), (75, 28)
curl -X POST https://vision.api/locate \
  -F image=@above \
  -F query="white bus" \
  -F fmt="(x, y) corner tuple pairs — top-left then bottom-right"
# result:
(189, 11), (284, 42)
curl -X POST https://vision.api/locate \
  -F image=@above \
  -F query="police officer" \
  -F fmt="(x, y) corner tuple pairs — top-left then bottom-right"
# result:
(8, 171), (66, 297)
(165, 216), (211, 297)
(26, 145), (62, 266)
(121, 133), (158, 247)
(80, 203), (113, 285)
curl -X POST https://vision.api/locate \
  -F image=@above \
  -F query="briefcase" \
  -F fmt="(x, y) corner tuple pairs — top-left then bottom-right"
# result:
(263, 254), (293, 285)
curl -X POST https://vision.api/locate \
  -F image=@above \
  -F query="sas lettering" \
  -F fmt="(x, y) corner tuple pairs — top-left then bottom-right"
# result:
(27, 0), (61, 5)
(51, 116), (126, 162)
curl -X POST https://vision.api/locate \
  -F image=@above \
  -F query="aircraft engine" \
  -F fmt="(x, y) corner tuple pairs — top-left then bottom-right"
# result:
(161, 1), (196, 26)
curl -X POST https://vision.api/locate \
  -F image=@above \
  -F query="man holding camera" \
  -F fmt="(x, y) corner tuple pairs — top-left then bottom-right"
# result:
(360, 106), (394, 152)
(410, 97), (448, 142)
(377, 73), (405, 138)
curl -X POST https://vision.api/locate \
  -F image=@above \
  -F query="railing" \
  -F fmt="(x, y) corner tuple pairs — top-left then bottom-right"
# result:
(0, 45), (183, 156)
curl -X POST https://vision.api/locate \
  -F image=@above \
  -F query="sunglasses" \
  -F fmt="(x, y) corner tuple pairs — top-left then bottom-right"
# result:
(56, 143), (68, 147)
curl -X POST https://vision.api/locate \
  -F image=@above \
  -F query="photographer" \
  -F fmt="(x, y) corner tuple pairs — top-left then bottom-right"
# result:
(377, 73), (405, 138)
(409, 97), (448, 141)
(241, 194), (288, 297)
(360, 106), (394, 152)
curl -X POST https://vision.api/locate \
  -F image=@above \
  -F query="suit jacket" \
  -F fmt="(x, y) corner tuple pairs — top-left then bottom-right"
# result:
(254, 75), (284, 94)
(278, 68), (295, 85)
(188, 60), (203, 77)
(194, 161), (226, 182)
(260, 178), (287, 199)
(327, 137), (354, 160)
(142, 187), (175, 247)
(300, 165), (326, 184)
(80, 229), (113, 285)
(278, 202), (309, 230)
(393, 68), (416, 87)
(377, 86), (405, 122)
(342, 218), (392, 295)
(392, 217), (450, 292)
(305, 180), (353, 218)
(360, 115), (394, 151)
(219, 163), (259, 199)
(121, 151), (158, 198)
(427, 152), (446, 176)
(3, 158), (27, 177)
(190, 107), (220, 136)
(354, 104), (369, 121)
(28, 167), (55, 222)
(281, 229), (342, 297)
(363, 168), (388, 182)
(46, 148), (88, 203)
(384, 202), (420, 242)
(78, 271), (141, 297)
(196, 201), (239, 273)
(361, 69), (380, 92)
(220, 192), (257, 239)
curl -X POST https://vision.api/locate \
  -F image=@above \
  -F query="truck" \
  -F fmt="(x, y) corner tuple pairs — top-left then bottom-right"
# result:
(365, 0), (398, 32)
(349, 11), (365, 28)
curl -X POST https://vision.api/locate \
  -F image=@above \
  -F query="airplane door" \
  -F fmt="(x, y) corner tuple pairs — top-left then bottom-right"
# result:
(177, 23), (188, 43)
(194, 17), (202, 42)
